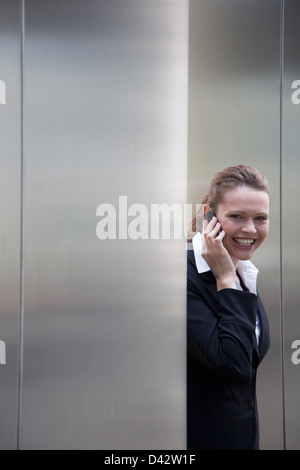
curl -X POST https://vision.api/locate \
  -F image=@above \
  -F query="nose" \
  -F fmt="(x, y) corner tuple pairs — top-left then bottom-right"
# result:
(241, 218), (257, 234)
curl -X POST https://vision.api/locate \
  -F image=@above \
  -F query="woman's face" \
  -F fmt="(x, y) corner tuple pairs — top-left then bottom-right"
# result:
(215, 185), (270, 265)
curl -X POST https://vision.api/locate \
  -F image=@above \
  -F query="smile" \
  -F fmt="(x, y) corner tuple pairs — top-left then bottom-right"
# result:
(233, 238), (256, 247)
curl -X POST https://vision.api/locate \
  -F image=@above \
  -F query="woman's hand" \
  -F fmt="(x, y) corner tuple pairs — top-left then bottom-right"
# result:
(202, 217), (237, 291)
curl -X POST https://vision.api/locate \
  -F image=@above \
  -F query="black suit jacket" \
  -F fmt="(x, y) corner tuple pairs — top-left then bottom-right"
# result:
(187, 247), (270, 450)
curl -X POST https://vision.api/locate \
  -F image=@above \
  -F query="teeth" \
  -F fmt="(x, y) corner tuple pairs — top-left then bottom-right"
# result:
(234, 238), (254, 246)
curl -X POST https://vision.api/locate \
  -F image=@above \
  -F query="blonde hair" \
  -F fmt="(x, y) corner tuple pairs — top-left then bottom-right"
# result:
(188, 165), (269, 241)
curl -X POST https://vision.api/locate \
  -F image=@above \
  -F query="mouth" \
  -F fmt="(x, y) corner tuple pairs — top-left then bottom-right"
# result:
(233, 238), (256, 248)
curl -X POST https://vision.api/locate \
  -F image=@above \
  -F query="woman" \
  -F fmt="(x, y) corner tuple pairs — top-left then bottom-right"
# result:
(187, 165), (270, 450)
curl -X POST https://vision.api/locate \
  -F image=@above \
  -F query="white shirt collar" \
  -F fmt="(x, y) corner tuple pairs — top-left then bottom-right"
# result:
(192, 232), (258, 294)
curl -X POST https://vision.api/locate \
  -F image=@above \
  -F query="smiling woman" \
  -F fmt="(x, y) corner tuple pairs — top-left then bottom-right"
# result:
(187, 165), (271, 450)
(213, 185), (270, 267)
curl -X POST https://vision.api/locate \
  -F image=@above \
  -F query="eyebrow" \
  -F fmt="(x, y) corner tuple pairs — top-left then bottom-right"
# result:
(228, 210), (269, 216)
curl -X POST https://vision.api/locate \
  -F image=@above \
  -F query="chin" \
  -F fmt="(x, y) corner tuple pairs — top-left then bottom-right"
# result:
(234, 250), (254, 261)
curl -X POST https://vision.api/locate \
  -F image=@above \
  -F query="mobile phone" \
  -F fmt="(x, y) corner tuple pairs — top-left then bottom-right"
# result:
(204, 210), (221, 235)
(204, 210), (216, 223)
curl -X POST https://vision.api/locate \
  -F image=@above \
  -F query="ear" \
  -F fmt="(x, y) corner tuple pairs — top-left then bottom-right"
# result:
(203, 204), (211, 215)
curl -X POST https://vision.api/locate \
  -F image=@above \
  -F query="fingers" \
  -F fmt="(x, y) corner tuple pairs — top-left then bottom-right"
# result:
(203, 216), (222, 238)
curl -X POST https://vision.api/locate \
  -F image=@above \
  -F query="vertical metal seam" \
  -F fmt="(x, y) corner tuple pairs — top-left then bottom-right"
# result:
(17, 0), (25, 451)
(279, 0), (286, 451)
(185, 0), (190, 450)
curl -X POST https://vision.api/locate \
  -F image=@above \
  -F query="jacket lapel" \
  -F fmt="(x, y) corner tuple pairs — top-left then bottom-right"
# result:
(256, 295), (270, 361)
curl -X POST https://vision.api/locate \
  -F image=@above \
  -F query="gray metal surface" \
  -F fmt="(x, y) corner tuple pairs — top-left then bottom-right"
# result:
(282, 0), (300, 450)
(20, 0), (188, 449)
(0, 0), (22, 450)
(188, 0), (284, 449)
(0, 0), (299, 451)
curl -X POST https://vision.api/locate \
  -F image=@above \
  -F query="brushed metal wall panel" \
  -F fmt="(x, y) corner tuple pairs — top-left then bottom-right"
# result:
(21, 0), (188, 449)
(281, 0), (300, 450)
(188, 0), (283, 449)
(0, 0), (22, 450)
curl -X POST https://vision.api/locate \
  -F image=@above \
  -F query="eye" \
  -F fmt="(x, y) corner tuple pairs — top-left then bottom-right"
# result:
(255, 216), (267, 222)
(230, 214), (242, 219)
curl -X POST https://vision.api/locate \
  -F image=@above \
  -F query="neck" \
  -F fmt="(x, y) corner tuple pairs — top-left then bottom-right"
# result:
(231, 256), (240, 270)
